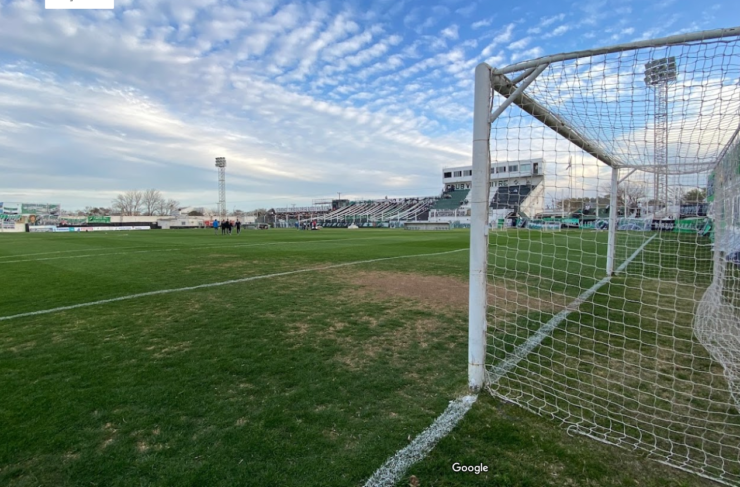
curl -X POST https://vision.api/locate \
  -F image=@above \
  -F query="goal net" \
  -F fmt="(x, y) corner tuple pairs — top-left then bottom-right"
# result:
(468, 27), (740, 485)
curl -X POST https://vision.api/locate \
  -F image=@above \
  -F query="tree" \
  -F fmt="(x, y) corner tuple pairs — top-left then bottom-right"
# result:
(682, 188), (707, 204)
(84, 206), (110, 215)
(158, 199), (179, 216)
(188, 210), (204, 216)
(112, 190), (177, 216)
(112, 190), (143, 216)
(142, 189), (163, 216)
(600, 180), (647, 212)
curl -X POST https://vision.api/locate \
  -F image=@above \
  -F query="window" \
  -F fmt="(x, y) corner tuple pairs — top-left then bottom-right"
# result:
(464, 170), (472, 176)
(491, 168), (496, 175)
(496, 166), (506, 173)
(508, 165), (518, 172)
(499, 180), (508, 187)
(444, 172), (452, 178)
(454, 171), (462, 177)
(520, 164), (531, 173)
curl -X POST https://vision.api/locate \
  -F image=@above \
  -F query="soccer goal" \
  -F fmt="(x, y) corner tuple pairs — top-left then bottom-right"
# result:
(468, 27), (740, 485)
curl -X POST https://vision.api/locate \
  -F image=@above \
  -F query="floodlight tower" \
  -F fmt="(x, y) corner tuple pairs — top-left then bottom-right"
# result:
(644, 57), (677, 215)
(215, 157), (227, 222)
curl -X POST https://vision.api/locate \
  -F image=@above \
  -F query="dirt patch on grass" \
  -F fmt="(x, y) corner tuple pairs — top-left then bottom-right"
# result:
(337, 270), (566, 318)
(100, 422), (117, 449)
(337, 270), (469, 311)
(333, 316), (452, 371)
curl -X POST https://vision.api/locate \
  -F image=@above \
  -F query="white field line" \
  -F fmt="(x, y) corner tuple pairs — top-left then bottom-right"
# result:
(1, 235), (394, 259)
(364, 234), (657, 487)
(1, 236), (404, 264)
(363, 395), (478, 487)
(0, 248), (467, 322)
(487, 234), (656, 384)
(1, 246), (124, 258)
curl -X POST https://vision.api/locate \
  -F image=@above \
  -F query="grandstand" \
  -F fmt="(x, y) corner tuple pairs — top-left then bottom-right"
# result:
(429, 158), (545, 223)
(318, 197), (436, 227)
(278, 158), (545, 229)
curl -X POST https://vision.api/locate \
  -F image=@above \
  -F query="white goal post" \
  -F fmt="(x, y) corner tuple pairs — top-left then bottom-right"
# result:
(469, 26), (740, 485)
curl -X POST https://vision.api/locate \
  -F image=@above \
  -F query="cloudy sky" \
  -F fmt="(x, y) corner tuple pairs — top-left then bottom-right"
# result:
(0, 0), (736, 211)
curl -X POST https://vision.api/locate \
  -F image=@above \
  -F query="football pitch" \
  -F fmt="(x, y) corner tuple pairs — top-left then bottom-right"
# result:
(0, 229), (714, 486)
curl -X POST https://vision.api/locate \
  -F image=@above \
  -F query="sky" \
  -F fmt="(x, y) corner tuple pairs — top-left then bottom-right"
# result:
(0, 0), (737, 212)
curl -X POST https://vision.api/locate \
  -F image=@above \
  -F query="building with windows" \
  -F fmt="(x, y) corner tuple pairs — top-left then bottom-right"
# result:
(430, 158), (546, 223)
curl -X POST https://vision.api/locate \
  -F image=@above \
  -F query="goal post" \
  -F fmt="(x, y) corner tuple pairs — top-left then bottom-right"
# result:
(469, 26), (740, 485)
(468, 63), (492, 391)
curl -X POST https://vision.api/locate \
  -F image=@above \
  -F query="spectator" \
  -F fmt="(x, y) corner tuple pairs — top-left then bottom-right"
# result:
(213, 219), (219, 235)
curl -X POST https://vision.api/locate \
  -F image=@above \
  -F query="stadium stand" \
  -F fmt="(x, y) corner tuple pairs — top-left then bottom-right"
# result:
(490, 184), (535, 210)
(431, 189), (469, 210)
(319, 197), (436, 226)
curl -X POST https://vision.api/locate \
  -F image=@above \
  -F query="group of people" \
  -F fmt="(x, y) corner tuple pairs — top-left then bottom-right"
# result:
(295, 220), (318, 230)
(212, 219), (241, 235)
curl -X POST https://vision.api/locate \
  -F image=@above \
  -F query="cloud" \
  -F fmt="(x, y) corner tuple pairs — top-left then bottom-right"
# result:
(455, 3), (476, 17)
(0, 0), (726, 210)
(480, 23), (515, 58)
(471, 18), (492, 29)
(508, 37), (531, 50)
(441, 24), (459, 40)
(543, 24), (571, 38)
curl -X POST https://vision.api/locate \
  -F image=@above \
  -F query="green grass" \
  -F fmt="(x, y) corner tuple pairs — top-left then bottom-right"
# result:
(0, 228), (722, 486)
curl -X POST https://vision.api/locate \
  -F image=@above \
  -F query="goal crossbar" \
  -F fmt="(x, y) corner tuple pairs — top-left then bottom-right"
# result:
(493, 26), (740, 75)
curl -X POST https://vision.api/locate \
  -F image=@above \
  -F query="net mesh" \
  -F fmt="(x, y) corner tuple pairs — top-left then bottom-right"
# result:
(483, 33), (740, 485)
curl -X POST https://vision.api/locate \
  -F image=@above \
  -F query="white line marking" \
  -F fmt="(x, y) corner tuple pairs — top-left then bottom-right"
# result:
(363, 235), (657, 487)
(0, 248), (467, 321)
(1, 236), (404, 264)
(488, 234), (656, 384)
(0, 247), (118, 258)
(364, 395), (478, 487)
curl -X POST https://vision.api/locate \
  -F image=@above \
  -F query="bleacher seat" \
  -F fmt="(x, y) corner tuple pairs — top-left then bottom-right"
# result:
(490, 184), (536, 209)
(432, 190), (469, 210)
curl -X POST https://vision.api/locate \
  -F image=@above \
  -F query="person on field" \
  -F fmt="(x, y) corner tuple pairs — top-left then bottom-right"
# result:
(213, 219), (219, 235)
(236, 220), (241, 235)
(221, 220), (227, 235)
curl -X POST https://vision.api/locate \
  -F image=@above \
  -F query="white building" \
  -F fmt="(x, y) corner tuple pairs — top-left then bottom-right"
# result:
(430, 158), (546, 224)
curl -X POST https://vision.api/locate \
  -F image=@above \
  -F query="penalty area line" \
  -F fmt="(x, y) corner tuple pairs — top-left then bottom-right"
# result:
(363, 395), (478, 487)
(0, 248), (467, 322)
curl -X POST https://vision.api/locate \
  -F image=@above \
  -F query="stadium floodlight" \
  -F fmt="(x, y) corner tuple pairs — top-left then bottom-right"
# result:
(470, 26), (740, 486)
(215, 157), (227, 221)
(644, 57), (677, 215)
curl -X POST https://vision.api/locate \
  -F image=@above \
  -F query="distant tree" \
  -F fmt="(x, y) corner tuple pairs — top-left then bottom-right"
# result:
(600, 180), (647, 212)
(112, 190), (143, 216)
(85, 206), (111, 215)
(158, 199), (179, 216)
(188, 210), (204, 216)
(142, 189), (163, 216)
(682, 188), (707, 204)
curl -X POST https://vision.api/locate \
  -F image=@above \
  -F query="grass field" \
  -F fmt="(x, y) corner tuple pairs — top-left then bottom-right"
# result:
(0, 228), (719, 486)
